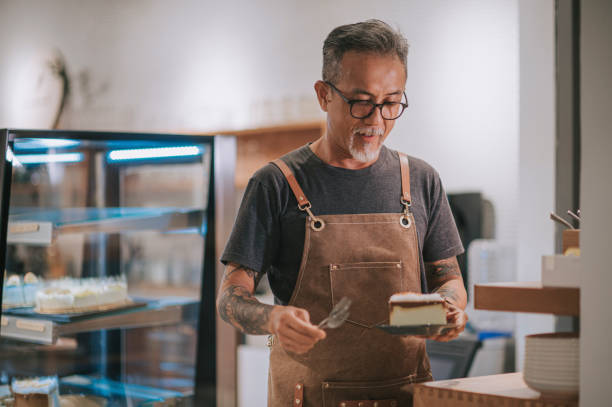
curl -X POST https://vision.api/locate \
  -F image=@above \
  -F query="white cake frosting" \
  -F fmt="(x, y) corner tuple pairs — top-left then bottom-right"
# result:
(389, 292), (443, 302)
(36, 277), (128, 313)
(12, 377), (58, 394)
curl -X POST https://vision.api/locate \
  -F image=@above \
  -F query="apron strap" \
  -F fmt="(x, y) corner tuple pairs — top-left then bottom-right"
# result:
(274, 153), (411, 209)
(398, 152), (411, 205)
(272, 158), (311, 209)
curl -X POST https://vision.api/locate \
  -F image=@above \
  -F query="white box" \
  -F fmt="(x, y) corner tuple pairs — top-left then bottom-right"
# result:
(541, 255), (581, 287)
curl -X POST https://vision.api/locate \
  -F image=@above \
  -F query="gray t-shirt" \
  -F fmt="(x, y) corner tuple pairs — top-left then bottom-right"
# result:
(221, 144), (464, 305)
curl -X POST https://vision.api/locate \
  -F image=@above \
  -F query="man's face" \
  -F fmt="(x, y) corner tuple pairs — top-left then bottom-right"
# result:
(322, 51), (406, 163)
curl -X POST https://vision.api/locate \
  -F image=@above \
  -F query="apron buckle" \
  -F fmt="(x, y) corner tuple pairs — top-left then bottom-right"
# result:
(299, 202), (326, 231)
(400, 199), (412, 228)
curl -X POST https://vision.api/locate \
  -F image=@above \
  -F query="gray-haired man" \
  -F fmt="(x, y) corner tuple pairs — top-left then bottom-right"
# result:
(218, 19), (467, 406)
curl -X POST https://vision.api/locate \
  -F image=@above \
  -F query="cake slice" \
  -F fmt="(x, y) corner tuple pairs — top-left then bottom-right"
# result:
(389, 292), (447, 326)
(11, 376), (60, 407)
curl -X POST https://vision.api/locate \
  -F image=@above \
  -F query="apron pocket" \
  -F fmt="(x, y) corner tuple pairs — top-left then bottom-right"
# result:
(329, 261), (404, 328)
(321, 374), (419, 407)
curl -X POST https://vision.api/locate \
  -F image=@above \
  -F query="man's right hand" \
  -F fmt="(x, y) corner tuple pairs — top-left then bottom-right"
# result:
(268, 305), (326, 354)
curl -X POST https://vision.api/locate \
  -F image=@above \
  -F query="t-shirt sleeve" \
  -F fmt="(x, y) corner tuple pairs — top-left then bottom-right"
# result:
(220, 174), (281, 274)
(422, 171), (464, 262)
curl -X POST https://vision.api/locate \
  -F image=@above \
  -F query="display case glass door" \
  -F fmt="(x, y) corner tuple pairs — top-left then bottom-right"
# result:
(0, 130), (233, 406)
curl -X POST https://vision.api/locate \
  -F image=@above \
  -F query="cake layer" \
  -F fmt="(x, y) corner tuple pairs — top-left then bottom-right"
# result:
(389, 292), (446, 326)
(390, 303), (447, 326)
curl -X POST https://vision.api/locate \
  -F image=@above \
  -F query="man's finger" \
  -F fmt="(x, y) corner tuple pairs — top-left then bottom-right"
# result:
(283, 324), (322, 344)
(289, 315), (326, 340)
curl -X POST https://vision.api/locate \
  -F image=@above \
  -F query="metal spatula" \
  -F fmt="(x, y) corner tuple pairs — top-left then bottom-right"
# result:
(317, 297), (352, 329)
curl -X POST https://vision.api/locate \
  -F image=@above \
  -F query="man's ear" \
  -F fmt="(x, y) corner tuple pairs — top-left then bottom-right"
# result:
(314, 80), (331, 112)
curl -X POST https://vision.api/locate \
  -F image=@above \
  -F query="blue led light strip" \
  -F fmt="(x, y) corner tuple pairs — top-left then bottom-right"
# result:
(14, 152), (84, 164)
(107, 146), (202, 161)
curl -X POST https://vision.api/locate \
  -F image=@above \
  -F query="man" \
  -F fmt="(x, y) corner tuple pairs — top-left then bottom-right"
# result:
(218, 19), (467, 406)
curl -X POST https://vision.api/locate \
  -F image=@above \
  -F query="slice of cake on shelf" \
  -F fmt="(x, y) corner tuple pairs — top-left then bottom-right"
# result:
(11, 376), (60, 407)
(35, 277), (129, 314)
(389, 292), (447, 326)
(3, 272), (43, 308)
(3, 273), (25, 308)
(23, 272), (42, 306)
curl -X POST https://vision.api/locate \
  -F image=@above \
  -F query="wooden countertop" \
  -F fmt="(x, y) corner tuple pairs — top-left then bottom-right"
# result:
(414, 372), (578, 407)
(414, 373), (578, 407)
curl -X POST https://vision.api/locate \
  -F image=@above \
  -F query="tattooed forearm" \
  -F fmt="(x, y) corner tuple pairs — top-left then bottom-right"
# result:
(435, 286), (461, 305)
(432, 277), (467, 309)
(425, 257), (462, 292)
(426, 257), (467, 309)
(217, 264), (273, 335)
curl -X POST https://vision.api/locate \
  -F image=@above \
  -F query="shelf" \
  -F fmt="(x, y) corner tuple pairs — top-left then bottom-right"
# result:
(217, 121), (325, 189)
(414, 373), (577, 407)
(474, 282), (579, 316)
(0, 297), (198, 344)
(7, 207), (206, 245)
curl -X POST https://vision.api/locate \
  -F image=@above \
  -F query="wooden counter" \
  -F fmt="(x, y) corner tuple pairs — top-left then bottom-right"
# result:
(414, 373), (578, 407)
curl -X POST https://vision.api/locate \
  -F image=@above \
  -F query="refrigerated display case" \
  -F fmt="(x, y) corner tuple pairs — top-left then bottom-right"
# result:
(0, 129), (236, 406)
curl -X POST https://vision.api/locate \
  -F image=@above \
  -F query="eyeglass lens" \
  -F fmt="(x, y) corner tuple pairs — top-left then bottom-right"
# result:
(351, 101), (404, 120)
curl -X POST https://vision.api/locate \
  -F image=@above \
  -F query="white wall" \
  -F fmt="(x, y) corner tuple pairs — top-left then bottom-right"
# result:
(0, 0), (522, 249)
(580, 0), (612, 404)
(515, 0), (556, 370)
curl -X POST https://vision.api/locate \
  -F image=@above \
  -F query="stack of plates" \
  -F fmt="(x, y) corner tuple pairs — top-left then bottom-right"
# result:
(523, 332), (579, 398)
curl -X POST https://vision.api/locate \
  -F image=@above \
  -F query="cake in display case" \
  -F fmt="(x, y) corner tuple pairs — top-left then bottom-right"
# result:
(0, 129), (236, 406)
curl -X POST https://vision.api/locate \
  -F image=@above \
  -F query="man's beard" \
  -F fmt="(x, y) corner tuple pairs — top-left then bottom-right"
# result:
(348, 128), (384, 163)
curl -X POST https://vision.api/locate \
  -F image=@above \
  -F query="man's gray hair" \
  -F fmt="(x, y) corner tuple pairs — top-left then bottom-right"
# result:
(322, 19), (409, 84)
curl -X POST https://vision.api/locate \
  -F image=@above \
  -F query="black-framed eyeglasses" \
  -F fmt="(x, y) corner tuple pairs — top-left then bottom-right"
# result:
(325, 81), (408, 120)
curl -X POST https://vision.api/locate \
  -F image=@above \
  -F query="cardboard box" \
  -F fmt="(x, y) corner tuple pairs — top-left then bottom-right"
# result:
(541, 255), (581, 288)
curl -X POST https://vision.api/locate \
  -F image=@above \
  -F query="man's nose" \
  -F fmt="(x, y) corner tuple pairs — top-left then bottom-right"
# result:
(362, 105), (385, 126)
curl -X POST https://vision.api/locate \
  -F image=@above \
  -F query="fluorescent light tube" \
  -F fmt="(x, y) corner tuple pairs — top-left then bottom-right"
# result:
(15, 152), (84, 164)
(107, 146), (202, 161)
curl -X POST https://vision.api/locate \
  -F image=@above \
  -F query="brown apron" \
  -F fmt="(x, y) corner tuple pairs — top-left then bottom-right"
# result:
(268, 153), (432, 407)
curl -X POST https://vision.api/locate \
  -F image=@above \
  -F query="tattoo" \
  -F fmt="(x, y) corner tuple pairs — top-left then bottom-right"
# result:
(225, 265), (264, 286)
(425, 257), (462, 291)
(217, 264), (272, 335)
(435, 287), (460, 305)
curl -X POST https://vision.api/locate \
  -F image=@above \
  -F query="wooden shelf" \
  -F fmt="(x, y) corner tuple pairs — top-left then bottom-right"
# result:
(218, 121), (326, 189)
(474, 281), (579, 316)
(414, 373), (578, 407)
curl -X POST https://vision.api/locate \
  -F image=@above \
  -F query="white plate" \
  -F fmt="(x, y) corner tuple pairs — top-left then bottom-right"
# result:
(524, 375), (579, 387)
(523, 376), (579, 397)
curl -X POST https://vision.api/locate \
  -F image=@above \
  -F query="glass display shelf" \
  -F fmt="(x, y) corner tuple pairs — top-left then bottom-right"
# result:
(1, 297), (197, 344)
(7, 207), (206, 245)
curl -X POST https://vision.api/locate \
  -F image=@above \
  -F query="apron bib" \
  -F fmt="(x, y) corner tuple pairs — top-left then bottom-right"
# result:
(268, 153), (432, 407)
